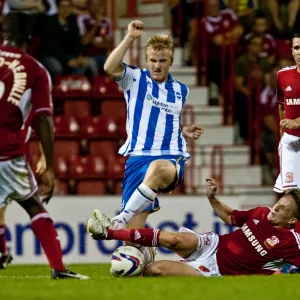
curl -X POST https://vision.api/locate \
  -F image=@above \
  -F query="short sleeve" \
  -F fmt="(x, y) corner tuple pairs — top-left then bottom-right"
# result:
(31, 65), (53, 117)
(231, 207), (271, 227)
(115, 63), (141, 91)
(277, 73), (284, 104)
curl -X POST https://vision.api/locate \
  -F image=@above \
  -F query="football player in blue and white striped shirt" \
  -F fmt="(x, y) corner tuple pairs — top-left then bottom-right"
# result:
(87, 20), (203, 248)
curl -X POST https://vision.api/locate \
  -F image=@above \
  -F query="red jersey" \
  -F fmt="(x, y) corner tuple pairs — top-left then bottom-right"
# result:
(277, 66), (300, 137)
(244, 32), (276, 59)
(216, 207), (300, 275)
(77, 14), (112, 56)
(201, 9), (239, 58)
(0, 45), (52, 160)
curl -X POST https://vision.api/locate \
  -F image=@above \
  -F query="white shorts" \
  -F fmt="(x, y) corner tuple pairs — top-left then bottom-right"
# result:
(179, 227), (221, 277)
(274, 133), (300, 193)
(0, 156), (38, 208)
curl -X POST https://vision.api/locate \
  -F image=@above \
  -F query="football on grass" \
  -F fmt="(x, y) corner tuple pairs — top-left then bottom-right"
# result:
(110, 246), (146, 277)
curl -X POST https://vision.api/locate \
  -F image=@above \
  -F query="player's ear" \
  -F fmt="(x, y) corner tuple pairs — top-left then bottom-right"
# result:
(289, 218), (298, 226)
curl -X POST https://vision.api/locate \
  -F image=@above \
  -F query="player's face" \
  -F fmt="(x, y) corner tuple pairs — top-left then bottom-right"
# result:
(292, 38), (300, 67)
(146, 47), (173, 83)
(268, 195), (298, 227)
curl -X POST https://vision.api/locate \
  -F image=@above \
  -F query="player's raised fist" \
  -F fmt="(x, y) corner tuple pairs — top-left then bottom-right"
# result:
(127, 20), (144, 39)
(182, 124), (204, 140)
(206, 178), (218, 198)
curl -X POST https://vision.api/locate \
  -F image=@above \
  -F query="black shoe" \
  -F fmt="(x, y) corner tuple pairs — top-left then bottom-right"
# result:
(51, 268), (89, 280)
(0, 252), (13, 269)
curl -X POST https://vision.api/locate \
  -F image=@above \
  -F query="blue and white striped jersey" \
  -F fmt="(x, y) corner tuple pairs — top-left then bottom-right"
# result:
(116, 63), (190, 158)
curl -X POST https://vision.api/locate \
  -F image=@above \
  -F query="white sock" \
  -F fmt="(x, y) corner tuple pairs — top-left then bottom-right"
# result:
(113, 183), (157, 225)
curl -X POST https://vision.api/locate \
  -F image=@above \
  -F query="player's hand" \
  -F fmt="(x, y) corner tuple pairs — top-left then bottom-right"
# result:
(35, 153), (46, 175)
(182, 124), (204, 140)
(127, 20), (144, 39)
(280, 119), (300, 130)
(206, 178), (218, 198)
(39, 169), (55, 204)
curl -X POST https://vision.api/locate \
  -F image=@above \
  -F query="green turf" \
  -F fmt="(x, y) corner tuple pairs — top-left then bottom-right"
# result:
(0, 264), (299, 300)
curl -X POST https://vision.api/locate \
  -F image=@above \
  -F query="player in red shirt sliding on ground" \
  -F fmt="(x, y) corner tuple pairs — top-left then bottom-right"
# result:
(88, 178), (300, 276)
(0, 12), (88, 279)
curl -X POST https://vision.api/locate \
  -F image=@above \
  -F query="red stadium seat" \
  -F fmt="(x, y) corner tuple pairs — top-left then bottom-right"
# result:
(89, 140), (118, 157)
(64, 100), (91, 117)
(54, 140), (80, 157)
(77, 180), (107, 195)
(106, 154), (127, 179)
(55, 181), (69, 195)
(69, 155), (106, 179)
(92, 75), (124, 98)
(101, 100), (126, 120)
(54, 116), (80, 138)
(54, 75), (91, 98)
(79, 116), (118, 138)
(54, 156), (68, 179)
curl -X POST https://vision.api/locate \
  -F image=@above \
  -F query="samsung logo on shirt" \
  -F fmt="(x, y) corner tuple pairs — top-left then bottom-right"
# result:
(287, 99), (300, 105)
(241, 224), (268, 257)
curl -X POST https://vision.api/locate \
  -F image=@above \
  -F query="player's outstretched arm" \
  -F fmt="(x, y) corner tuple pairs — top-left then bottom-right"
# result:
(32, 115), (55, 204)
(104, 20), (144, 79)
(206, 178), (233, 225)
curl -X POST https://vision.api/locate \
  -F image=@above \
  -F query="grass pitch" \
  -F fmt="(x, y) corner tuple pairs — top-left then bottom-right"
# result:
(0, 264), (299, 300)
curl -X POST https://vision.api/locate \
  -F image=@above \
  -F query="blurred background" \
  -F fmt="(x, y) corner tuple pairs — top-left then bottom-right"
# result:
(2, 0), (298, 198)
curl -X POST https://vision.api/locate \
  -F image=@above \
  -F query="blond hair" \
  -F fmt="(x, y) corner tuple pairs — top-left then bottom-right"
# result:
(145, 34), (174, 63)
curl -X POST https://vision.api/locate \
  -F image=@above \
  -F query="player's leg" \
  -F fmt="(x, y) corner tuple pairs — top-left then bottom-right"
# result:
(87, 224), (199, 258)
(144, 261), (201, 277)
(0, 204), (13, 269)
(274, 133), (299, 192)
(110, 156), (183, 229)
(17, 193), (88, 279)
(0, 205), (7, 257)
(91, 156), (162, 229)
(0, 156), (88, 279)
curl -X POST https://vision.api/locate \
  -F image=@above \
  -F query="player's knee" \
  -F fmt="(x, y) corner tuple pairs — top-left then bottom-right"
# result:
(144, 262), (167, 277)
(146, 161), (174, 183)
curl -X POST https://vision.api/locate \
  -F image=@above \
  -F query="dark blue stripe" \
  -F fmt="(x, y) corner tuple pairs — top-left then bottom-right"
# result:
(143, 106), (160, 150)
(177, 115), (183, 152)
(126, 90), (130, 104)
(165, 81), (176, 103)
(152, 80), (159, 98)
(142, 80), (160, 150)
(161, 114), (174, 150)
(177, 82), (188, 105)
(130, 71), (147, 151)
